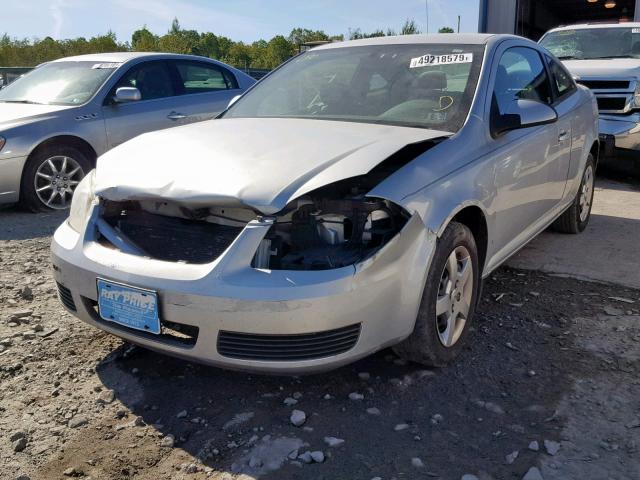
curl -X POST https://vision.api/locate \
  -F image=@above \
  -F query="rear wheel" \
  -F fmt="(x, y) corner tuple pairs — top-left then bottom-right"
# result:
(21, 145), (91, 212)
(393, 221), (480, 367)
(552, 154), (595, 234)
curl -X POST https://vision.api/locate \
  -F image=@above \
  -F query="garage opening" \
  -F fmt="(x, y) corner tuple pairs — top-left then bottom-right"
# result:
(515, 0), (636, 40)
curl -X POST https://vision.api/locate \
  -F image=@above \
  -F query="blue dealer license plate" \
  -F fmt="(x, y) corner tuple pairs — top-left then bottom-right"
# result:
(97, 279), (160, 334)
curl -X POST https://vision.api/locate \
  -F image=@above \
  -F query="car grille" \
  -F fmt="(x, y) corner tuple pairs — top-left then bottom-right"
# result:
(217, 324), (362, 361)
(100, 209), (244, 264)
(578, 80), (631, 90)
(56, 282), (76, 312)
(596, 97), (628, 112)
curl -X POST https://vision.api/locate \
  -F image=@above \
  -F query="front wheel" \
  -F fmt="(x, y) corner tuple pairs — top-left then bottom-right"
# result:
(552, 154), (595, 234)
(393, 222), (480, 367)
(21, 145), (92, 212)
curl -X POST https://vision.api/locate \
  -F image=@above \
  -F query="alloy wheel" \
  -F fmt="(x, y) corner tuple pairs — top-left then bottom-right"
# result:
(579, 164), (594, 223)
(34, 155), (85, 210)
(435, 245), (473, 348)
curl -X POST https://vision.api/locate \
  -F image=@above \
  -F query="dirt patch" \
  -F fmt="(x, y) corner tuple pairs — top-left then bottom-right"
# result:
(1, 206), (639, 480)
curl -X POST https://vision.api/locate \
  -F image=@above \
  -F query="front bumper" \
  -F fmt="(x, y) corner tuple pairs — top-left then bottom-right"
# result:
(51, 208), (435, 374)
(0, 154), (28, 205)
(599, 113), (640, 152)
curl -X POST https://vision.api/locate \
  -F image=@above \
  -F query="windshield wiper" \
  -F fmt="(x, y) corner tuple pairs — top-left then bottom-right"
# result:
(587, 55), (636, 59)
(557, 55), (580, 60)
(0, 99), (43, 104)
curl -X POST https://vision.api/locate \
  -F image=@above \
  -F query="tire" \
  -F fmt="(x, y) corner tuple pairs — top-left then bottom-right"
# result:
(552, 154), (595, 234)
(393, 221), (480, 367)
(21, 145), (92, 212)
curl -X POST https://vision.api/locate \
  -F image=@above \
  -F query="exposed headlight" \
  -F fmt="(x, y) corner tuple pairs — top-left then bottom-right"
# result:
(68, 170), (96, 233)
(252, 180), (410, 271)
(0, 136), (5, 151)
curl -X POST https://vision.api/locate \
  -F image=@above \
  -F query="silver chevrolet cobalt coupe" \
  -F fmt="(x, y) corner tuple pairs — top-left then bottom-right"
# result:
(52, 34), (598, 373)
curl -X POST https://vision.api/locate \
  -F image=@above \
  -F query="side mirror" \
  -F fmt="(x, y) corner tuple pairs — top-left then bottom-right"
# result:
(227, 94), (242, 109)
(492, 99), (558, 137)
(113, 87), (141, 103)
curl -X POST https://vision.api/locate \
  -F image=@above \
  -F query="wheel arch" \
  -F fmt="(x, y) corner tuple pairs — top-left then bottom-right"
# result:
(437, 203), (489, 275)
(19, 135), (98, 204)
(589, 138), (600, 169)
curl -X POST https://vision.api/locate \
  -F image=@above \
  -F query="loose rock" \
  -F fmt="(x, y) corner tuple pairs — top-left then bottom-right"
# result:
(324, 436), (345, 447)
(68, 416), (88, 428)
(310, 450), (325, 463)
(522, 466), (544, 480)
(544, 439), (561, 456)
(290, 410), (306, 427)
(506, 450), (519, 464)
(160, 434), (175, 447)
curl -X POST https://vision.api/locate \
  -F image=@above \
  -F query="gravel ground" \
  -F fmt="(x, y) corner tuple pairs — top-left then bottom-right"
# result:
(1, 206), (640, 480)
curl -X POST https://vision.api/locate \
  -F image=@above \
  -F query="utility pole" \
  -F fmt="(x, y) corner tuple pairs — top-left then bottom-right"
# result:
(426, 0), (429, 34)
(457, 15), (461, 33)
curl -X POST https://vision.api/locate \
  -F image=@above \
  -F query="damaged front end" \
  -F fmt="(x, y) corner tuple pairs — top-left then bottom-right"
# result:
(252, 180), (409, 271)
(90, 139), (442, 271)
(93, 183), (410, 272)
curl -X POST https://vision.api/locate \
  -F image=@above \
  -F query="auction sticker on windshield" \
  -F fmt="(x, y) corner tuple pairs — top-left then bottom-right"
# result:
(410, 53), (473, 68)
(97, 279), (160, 334)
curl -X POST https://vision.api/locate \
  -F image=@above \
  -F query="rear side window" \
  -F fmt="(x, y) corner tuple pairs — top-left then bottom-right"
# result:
(493, 47), (553, 114)
(174, 61), (238, 94)
(545, 54), (577, 99)
(111, 61), (175, 101)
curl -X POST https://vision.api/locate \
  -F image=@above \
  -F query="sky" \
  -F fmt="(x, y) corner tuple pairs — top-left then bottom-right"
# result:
(4, 0), (480, 44)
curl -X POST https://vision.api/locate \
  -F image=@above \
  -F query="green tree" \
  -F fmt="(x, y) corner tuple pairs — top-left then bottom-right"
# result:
(132, 26), (158, 51)
(400, 19), (420, 35)
(265, 35), (295, 67)
(225, 42), (252, 69)
(438, 26), (455, 33)
(348, 28), (386, 40)
(288, 28), (329, 46)
(197, 32), (219, 58)
(157, 18), (200, 54)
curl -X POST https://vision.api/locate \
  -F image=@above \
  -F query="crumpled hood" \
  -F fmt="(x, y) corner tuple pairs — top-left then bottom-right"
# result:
(0, 102), (74, 130)
(563, 59), (640, 79)
(94, 117), (450, 214)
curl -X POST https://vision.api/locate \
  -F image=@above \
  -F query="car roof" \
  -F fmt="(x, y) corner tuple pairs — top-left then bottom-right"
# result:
(547, 22), (640, 33)
(314, 33), (502, 50)
(50, 52), (219, 64)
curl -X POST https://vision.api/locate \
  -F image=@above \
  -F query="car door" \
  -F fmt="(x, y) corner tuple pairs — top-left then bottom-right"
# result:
(488, 45), (568, 253)
(102, 60), (189, 149)
(545, 53), (580, 198)
(169, 60), (243, 122)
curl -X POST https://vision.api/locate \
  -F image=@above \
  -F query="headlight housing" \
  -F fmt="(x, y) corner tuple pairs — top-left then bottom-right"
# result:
(633, 81), (640, 109)
(252, 179), (409, 271)
(68, 170), (96, 233)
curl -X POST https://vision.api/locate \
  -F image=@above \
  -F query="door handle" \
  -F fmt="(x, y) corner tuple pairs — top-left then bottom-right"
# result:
(558, 130), (569, 142)
(167, 111), (187, 120)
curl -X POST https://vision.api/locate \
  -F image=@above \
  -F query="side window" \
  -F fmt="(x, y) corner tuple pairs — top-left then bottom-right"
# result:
(545, 54), (577, 99)
(493, 47), (553, 115)
(174, 61), (238, 94)
(110, 61), (175, 101)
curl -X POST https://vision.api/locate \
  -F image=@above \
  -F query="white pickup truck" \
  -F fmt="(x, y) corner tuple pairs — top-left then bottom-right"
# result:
(540, 23), (640, 163)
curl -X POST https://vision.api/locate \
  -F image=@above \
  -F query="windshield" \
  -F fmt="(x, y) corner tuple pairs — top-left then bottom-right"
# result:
(0, 61), (119, 105)
(540, 27), (640, 60)
(225, 43), (485, 132)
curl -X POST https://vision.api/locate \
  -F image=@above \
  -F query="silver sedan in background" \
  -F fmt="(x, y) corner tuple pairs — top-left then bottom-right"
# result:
(52, 34), (598, 373)
(0, 52), (255, 211)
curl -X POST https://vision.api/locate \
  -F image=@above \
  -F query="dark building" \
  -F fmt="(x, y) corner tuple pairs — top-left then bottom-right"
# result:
(479, 0), (640, 40)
